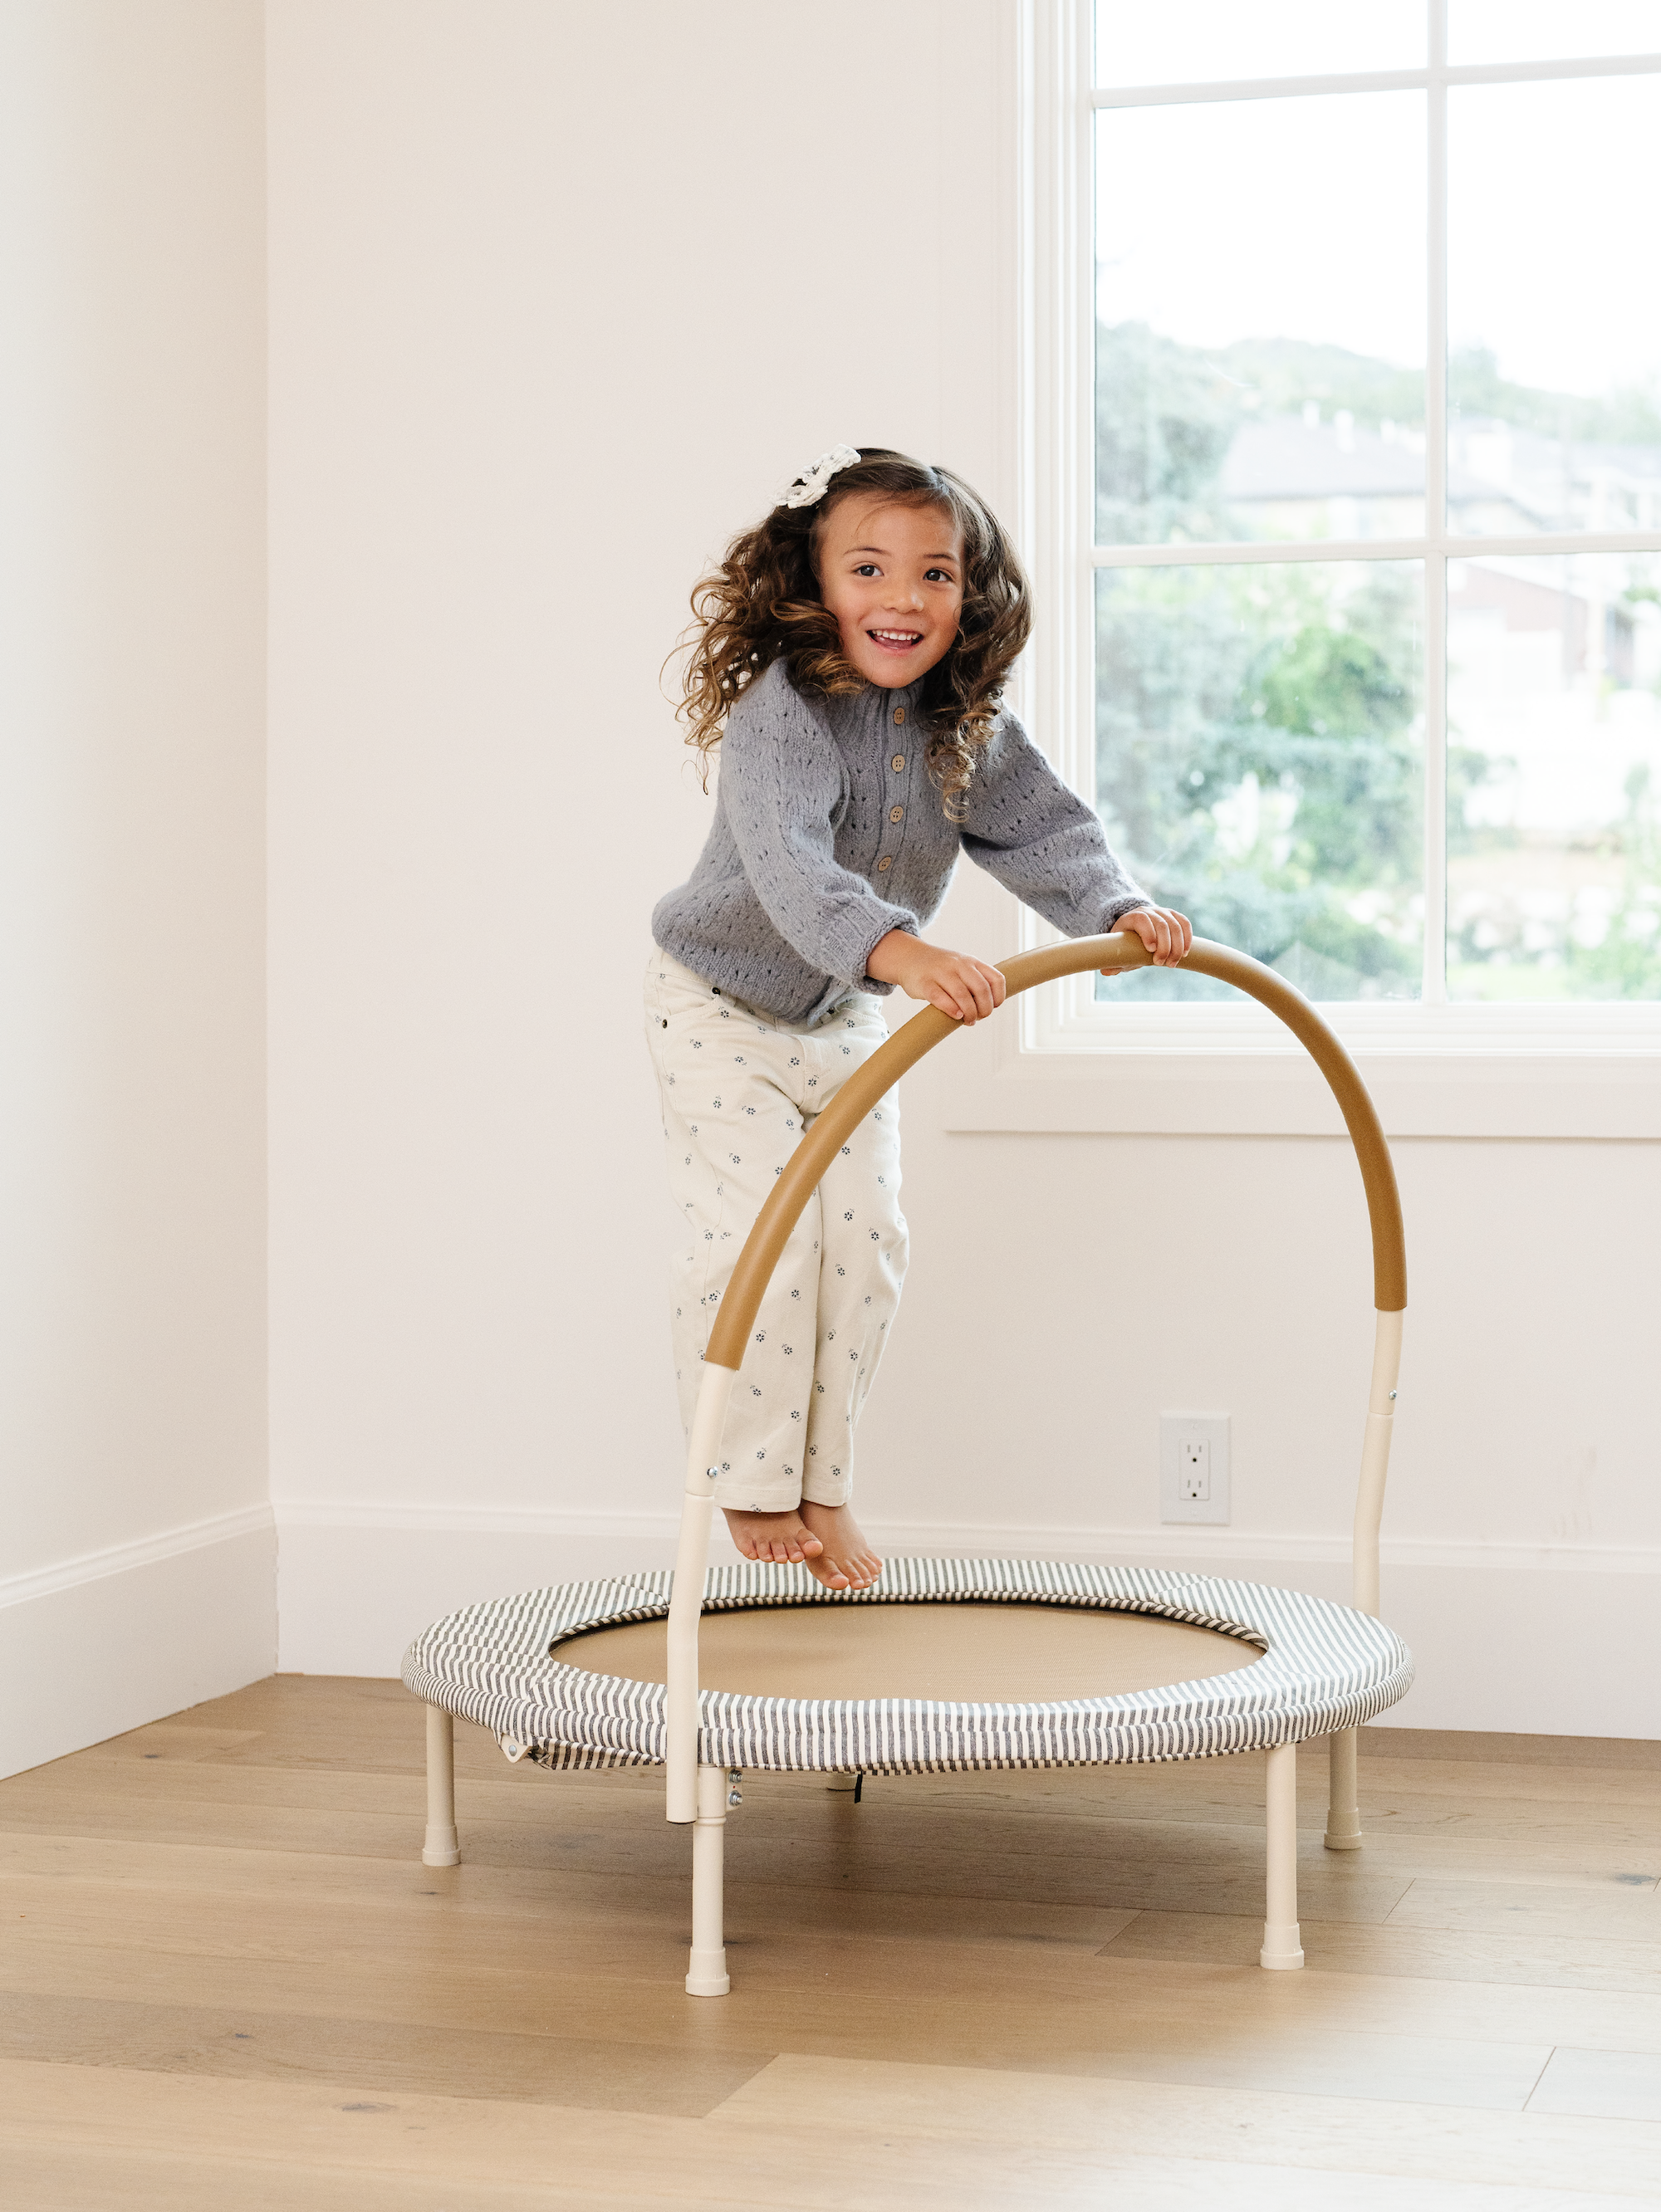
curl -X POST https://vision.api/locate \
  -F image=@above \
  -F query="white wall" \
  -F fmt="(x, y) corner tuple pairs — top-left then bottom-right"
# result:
(0, 2), (273, 1775)
(267, 2), (1659, 1735)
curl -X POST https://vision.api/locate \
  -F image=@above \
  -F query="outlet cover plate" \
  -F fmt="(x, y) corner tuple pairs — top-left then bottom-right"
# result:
(1159, 1414), (1231, 1525)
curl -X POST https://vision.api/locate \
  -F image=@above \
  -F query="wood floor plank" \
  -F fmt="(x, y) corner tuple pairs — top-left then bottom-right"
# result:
(1078, 1811), (1661, 1887)
(1105, 1907), (1661, 1998)
(0, 2136), (1626, 2212)
(0, 2058), (1635, 2210)
(2, 1771), (1427, 1925)
(0, 2143), (679, 2212)
(0, 1989), (771, 2116)
(0, 1788), (450, 1862)
(1360, 1728), (1661, 1771)
(900, 1759), (1661, 1818)
(0, 1832), (1134, 1954)
(63, 1722), (269, 1765)
(1053, 1954), (1661, 2053)
(9, 1898), (1660, 2062)
(1347, 1761), (1661, 1811)
(16, 1852), (1661, 2056)
(0, 1935), (1562, 2111)
(12, 1846), (1661, 2053)
(714, 2052), (1661, 2199)
(1083, 1800), (1661, 1871)
(853, 1748), (1661, 1815)
(0, 1874), (1139, 1991)
(1386, 1879), (1661, 1942)
(1527, 2046), (1661, 2123)
(4, 1762), (512, 1820)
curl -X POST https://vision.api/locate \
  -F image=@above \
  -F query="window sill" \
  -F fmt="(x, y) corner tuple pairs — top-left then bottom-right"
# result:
(1031, 978), (1661, 1063)
(914, 883), (1661, 1140)
(935, 1019), (1661, 1139)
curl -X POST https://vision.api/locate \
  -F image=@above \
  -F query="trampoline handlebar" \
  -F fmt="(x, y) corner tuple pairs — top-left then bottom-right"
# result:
(705, 932), (1404, 1368)
(667, 1363), (736, 1823)
(665, 932), (1409, 1818)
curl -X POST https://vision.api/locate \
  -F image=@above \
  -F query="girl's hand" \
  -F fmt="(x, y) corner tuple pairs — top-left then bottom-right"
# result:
(1102, 905), (1193, 977)
(866, 930), (1008, 1025)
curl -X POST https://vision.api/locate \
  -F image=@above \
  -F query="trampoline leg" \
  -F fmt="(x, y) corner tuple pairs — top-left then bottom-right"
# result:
(1325, 1725), (1363, 1851)
(1260, 1740), (1304, 1970)
(685, 1762), (730, 1997)
(423, 1705), (461, 1868)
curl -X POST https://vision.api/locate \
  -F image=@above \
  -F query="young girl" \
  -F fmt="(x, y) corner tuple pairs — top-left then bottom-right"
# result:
(648, 446), (1189, 1594)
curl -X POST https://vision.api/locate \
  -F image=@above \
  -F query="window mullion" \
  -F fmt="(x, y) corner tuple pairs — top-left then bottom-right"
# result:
(1423, 0), (1449, 1005)
(1092, 538), (1430, 567)
(1090, 54), (1661, 111)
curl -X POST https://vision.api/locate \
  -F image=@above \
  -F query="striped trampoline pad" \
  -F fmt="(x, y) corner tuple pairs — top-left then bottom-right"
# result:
(401, 1556), (1414, 1774)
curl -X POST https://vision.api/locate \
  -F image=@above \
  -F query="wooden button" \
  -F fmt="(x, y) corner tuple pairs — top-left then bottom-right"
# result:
(875, 854), (893, 872)
(891, 753), (905, 772)
(889, 804), (904, 823)
(893, 707), (905, 725)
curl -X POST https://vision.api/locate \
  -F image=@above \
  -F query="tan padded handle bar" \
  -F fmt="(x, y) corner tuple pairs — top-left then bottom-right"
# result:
(703, 932), (1405, 1374)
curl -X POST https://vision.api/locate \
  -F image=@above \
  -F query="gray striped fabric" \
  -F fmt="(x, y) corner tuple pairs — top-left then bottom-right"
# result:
(400, 1558), (1413, 1774)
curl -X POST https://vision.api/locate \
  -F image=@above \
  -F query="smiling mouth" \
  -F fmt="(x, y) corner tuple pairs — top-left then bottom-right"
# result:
(868, 629), (924, 653)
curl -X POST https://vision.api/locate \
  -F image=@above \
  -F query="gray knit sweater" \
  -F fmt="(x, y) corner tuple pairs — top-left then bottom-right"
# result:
(652, 658), (1149, 1025)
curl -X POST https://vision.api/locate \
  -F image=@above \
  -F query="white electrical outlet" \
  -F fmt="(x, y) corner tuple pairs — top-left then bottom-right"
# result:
(1179, 1436), (1210, 1500)
(1160, 1414), (1231, 1524)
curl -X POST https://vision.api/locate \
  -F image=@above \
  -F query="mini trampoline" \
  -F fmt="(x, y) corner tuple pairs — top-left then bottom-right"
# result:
(404, 932), (1411, 1994)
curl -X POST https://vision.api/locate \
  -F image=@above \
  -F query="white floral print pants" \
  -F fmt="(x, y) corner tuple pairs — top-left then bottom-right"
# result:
(644, 952), (909, 1512)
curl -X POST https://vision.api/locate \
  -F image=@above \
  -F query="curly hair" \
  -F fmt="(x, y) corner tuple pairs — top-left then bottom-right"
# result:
(671, 448), (1031, 819)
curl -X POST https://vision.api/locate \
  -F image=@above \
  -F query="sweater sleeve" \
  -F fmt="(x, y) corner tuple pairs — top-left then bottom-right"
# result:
(957, 707), (1150, 934)
(718, 663), (920, 989)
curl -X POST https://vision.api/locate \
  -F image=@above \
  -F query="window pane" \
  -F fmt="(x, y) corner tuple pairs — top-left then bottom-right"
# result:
(1095, 96), (1426, 546)
(1448, 77), (1661, 536)
(1095, 0), (1423, 86)
(1095, 562), (1424, 1002)
(1449, 1), (1661, 65)
(1448, 553), (1661, 1001)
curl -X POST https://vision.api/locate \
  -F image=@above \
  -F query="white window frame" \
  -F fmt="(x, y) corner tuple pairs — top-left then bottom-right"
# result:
(969, 1), (1661, 1138)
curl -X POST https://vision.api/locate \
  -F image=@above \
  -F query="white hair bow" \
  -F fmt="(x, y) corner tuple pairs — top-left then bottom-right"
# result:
(780, 443), (862, 509)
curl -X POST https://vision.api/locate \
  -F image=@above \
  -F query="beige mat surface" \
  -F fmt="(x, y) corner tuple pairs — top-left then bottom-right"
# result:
(557, 1602), (1262, 1705)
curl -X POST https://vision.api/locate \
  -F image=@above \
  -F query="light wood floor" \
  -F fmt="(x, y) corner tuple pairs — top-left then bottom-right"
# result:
(2, 1677), (1659, 2208)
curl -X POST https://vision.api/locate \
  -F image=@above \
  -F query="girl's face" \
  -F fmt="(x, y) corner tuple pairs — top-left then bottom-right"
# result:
(816, 497), (965, 689)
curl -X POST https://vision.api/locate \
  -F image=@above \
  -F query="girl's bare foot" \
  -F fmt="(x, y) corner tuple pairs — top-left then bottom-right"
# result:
(723, 1508), (824, 1568)
(798, 1501), (884, 1593)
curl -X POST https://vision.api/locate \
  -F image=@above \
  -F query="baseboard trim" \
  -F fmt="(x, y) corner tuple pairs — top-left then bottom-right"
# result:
(863, 1521), (1661, 1578)
(1, 1500), (276, 1612)
(1, 1514), (277, 1779)
(273, 1499), (681, 1540)
(269, 1500), (1661, 1579)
